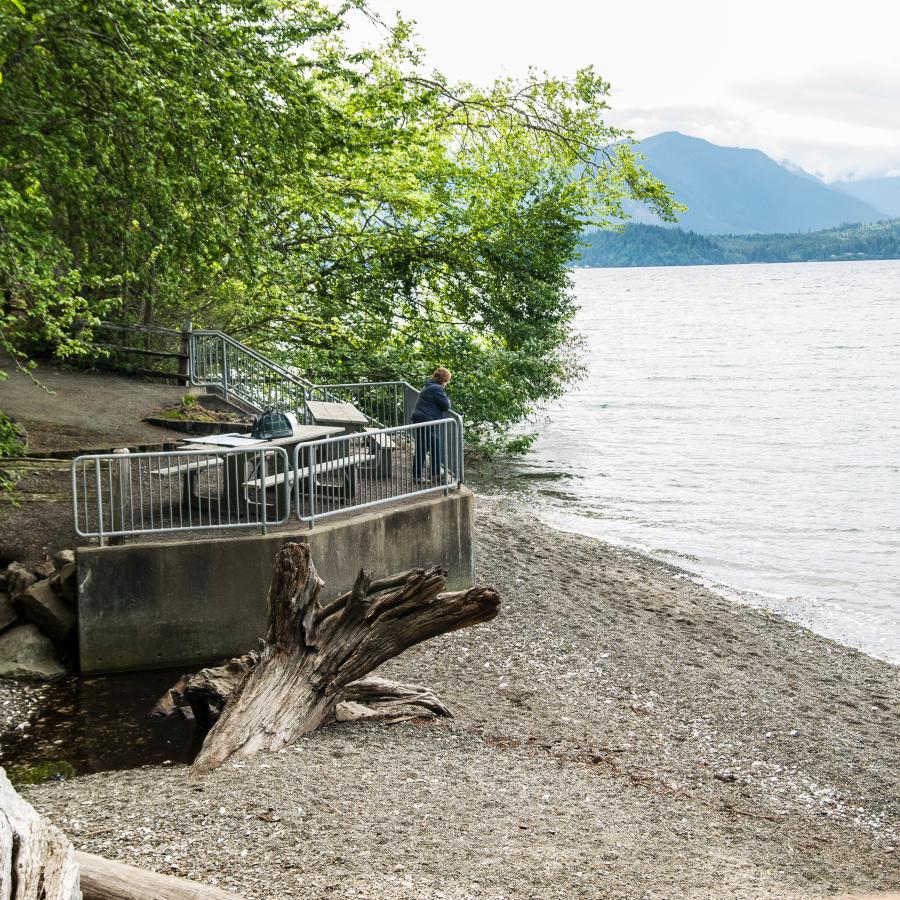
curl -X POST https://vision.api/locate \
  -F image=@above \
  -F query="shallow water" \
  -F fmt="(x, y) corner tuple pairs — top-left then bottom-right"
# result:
(473, 260), (900, 664)
(0, 669), (201, 779)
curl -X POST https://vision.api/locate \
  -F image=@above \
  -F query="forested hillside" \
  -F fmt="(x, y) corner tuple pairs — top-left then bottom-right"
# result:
(0, 0), (678, 451)
(575, 220), (900, 268)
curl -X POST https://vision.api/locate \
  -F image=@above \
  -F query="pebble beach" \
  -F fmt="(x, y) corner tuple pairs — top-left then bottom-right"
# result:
(15, 496), (900, 899)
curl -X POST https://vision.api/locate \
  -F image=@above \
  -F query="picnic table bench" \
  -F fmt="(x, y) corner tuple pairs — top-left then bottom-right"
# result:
(243, 450), (376, 504)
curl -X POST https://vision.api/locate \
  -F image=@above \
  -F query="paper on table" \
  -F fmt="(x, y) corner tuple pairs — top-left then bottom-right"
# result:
(184, 433), (259, 447)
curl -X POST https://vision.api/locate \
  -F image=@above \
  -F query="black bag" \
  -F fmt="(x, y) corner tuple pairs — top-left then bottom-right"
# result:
(251, 409), (293, 440)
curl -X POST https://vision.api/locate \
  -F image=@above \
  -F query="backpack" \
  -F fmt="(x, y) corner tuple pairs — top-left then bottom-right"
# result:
(251, 409), (293, 440)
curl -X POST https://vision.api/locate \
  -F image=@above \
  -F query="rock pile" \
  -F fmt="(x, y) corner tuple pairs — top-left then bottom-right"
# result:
(0, 550), (76, 681)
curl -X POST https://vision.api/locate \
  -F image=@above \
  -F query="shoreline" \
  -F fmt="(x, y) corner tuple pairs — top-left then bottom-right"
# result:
(532, 505), (900, 670)
(11, 493), (900, 898)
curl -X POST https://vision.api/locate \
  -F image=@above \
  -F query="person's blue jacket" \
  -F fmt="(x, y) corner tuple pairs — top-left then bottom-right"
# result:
(411, 379), (451, 422)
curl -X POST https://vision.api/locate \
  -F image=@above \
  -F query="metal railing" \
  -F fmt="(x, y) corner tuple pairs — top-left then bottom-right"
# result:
(190, 330), (312, 416)
(73, 323), (466, 543)
(71, 419), (461, 542)
(72, 446), (291, 544)
(294, 418), (460, 526)
(306, 381), (464, 483)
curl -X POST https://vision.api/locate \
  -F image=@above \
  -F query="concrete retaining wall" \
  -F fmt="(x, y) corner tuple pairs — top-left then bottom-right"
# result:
(77, 487), (475, 673)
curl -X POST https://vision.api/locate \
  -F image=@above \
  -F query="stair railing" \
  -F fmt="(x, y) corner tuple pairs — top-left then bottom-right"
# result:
(189, 330), (313, 417)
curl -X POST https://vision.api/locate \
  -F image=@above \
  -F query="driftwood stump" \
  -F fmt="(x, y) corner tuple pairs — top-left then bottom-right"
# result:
(191, 542), (499, 773)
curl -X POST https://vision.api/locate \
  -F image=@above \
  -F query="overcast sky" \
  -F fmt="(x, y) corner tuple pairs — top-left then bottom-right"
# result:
(354, 0), (900, 183)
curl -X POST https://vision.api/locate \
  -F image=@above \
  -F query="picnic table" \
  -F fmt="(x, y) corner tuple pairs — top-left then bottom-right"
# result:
(172, 425), (343, 512)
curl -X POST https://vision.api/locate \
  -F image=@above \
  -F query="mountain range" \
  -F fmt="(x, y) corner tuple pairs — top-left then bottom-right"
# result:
(625, 132), (898, 234)
(833, 176), (900, 218)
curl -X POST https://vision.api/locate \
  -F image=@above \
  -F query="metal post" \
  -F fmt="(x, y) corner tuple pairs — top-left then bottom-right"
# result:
(222, 339), (229, 401)
(260, 449), (268, 536)
(109, 448), (131, 546)
(94, 457), (105, 547)
(179, 321), (192, 386)
(308, 444), (316, 529)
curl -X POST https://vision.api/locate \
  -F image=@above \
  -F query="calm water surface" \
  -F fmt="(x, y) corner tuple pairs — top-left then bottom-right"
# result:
(478, 261), (900, 664)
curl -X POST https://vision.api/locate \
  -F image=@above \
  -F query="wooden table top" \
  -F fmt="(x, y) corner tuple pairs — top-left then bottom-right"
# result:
(305, 400), (369, 427)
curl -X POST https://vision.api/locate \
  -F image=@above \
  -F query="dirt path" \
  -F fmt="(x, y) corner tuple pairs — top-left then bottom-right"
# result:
(0, 354), (189, 453)
(18, 496), (899, 899)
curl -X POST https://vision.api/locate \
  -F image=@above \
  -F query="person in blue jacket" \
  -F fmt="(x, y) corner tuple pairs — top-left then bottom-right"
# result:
(411, 367), (452, 482)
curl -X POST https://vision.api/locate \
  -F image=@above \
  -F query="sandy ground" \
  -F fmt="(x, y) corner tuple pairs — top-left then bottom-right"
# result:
(14, 496), (900, 899)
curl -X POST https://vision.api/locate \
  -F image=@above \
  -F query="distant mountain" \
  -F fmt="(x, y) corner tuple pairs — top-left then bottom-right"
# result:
(779, 161), (825, 184)
(575, 219), (900, 268)
(832, 176), (900, 218)
(627, 132), (885, 234)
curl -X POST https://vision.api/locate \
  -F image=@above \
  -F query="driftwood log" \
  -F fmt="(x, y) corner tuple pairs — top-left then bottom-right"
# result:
(75, 852), (244, 900)
(191, 542), (499, 773)
(0, 768), (244, 900)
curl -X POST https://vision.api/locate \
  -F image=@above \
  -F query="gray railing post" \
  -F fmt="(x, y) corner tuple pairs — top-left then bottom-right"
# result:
(308, 444), (316, 529)
(260, 449), (268, 536)
(94, 457), (105, 547)
(179, 321), (192, 386)
(221, 339), (229, 401)
(109, 448), (130, 544)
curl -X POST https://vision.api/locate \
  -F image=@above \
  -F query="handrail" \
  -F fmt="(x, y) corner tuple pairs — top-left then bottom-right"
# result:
(190, 330), (314, 390)
(70, 420), (461, 543)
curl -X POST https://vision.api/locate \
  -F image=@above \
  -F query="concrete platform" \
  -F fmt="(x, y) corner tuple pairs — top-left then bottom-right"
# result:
(76, 487), (475, 673)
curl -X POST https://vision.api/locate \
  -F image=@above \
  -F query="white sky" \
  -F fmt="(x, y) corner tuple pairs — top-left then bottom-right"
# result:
(352, 0), (900, 182)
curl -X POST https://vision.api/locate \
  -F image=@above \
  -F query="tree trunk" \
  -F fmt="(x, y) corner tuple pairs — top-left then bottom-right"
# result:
(191, 542), (499, 774)
(184, 653), (259, 730)
(183, 664), (452, 731)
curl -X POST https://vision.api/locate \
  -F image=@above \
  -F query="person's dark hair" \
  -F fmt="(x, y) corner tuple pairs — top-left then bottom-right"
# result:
(432, 367), (451, 384)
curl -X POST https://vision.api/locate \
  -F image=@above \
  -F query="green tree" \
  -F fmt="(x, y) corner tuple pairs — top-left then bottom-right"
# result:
(1, 0), (677, 449)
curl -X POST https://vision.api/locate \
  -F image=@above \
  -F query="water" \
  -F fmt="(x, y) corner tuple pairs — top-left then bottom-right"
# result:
(476, 260), (900, 664)
(0, 669), (201, 780)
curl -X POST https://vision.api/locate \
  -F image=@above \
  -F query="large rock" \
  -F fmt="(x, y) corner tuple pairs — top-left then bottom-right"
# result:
(0, 623), (66, 680)
(4, 561), (36, 600)
(53, 549), (75, 569)
(0, 592), (17, 633)
(20, 579), (76, 642)
(49, 562), (77, 605)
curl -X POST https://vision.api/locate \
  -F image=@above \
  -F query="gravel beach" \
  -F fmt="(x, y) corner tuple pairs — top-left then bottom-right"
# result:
(18, 496), (900, 899)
